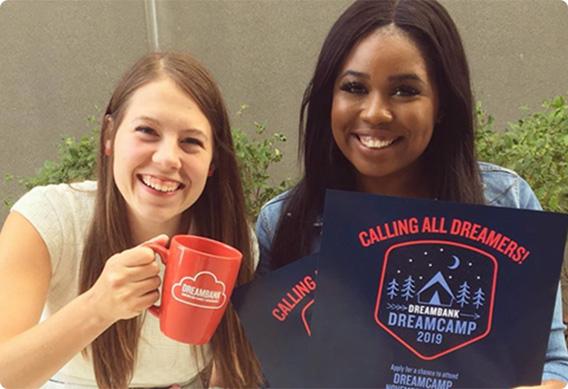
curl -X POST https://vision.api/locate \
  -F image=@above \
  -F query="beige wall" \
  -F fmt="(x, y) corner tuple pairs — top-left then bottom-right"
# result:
(1, 0), (567, 223)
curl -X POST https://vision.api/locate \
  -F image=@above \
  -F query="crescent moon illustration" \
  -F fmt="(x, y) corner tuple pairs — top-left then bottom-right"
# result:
(448, 255), (460, 270)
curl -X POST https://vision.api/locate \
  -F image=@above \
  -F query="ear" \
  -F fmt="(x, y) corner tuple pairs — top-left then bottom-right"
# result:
(103, 115), (114, 156)
(104, 140), (112, 156)
(208, 163), (215, 177)
(436, 110), (445, 124)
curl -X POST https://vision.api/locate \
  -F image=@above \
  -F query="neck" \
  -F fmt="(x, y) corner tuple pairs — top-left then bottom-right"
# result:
(356, 162), (432, 199)
(128, 213), (185, 245)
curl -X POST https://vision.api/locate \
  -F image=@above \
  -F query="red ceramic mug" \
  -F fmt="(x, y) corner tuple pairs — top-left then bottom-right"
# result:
(146, 235), (242, 344)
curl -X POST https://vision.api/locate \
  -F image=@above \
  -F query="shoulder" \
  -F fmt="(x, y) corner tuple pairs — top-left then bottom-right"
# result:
(478, 162), (541, 210)
(256, 190), (294, 243)
(256, 189), (294, 229)
(261, 189), (293, 211)
(254, 190), (294, 276)
(12, 180), (97, 221)
(10, 181), (98, 274)
(12, 181), (97, 209)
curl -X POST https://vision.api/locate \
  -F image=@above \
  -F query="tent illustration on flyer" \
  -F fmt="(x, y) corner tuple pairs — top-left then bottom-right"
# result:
(306, 190), (568, 388)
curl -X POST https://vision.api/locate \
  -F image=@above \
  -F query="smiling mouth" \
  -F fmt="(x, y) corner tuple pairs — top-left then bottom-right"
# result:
(356, 135), (399, 150)
(138, 174), (185, 193)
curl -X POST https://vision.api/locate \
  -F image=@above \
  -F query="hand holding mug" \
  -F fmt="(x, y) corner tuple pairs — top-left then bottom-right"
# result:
(145, 234), (242, 344)
(87, 235), (168, 324)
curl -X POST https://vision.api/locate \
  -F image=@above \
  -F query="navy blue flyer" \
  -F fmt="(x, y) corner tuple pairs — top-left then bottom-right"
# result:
(308, 190), (568, 388)
(232, 254), (318, 387)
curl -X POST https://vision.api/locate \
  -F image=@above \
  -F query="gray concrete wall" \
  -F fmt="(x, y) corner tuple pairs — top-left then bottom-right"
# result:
(0, 0), (150, 219)
(1, 0), (567, 223)
(445, 0), (568, 122)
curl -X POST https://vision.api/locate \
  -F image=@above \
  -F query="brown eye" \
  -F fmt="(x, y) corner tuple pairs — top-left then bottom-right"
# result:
(135, 126), (158, 136)
(393, 85), (420, 97)
(340, 81), (367, 95)
(180, 137), (204, 148)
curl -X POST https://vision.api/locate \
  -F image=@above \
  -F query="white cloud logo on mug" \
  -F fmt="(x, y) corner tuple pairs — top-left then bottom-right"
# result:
(171, 272), (227, 309)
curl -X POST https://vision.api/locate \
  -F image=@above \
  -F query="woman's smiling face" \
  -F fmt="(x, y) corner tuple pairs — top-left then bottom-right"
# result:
(109, 77), (213, 228)
(331, 26), (439, 196)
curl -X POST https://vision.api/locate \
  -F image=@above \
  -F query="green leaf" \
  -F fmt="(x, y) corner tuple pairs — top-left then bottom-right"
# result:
(476, 93), (568, 213)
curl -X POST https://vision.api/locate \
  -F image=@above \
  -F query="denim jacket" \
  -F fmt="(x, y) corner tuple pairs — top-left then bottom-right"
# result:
(255, 162), (568, 382)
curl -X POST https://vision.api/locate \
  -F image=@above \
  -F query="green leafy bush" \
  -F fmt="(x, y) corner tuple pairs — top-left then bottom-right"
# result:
(475, 95), (568, 330)
(5, 109), (291, 219)
(7, 96), (566, 217)
(16, 117), (99, 191)
(232, 110), (291, 218)
(475, 95), (568, 213)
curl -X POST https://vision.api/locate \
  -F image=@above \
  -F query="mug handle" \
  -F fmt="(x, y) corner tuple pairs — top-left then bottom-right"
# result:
(144, 242), (169, 317)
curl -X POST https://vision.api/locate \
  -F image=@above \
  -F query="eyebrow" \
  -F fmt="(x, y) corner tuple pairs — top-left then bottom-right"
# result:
(338, 70), (370, 79)
(136, 115), (161, 126)
(338, 70), (425, 84)
(388, 73), (424, 83)
(135, 115), (208, 138)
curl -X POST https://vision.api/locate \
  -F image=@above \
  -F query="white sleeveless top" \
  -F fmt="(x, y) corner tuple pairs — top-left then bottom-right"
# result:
(12, 181), (211, 388)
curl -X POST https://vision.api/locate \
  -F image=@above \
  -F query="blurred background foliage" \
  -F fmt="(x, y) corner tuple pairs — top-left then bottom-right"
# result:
(6, 95), (566, 216)
(4, 108), (291, 220)
(476, 94), (568, 332)
(475, 95), (568, 213)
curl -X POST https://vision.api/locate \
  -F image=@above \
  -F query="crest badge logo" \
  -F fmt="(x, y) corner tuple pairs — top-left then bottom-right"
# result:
(301, 299), (315, 336)
(375, 240), (497, 360)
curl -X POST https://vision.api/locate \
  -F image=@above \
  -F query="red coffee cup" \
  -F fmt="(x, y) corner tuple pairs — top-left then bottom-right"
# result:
(146, 234), (242, 344)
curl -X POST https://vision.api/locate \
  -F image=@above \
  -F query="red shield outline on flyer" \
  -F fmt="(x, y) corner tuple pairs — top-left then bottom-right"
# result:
(374, 240), (497, 360)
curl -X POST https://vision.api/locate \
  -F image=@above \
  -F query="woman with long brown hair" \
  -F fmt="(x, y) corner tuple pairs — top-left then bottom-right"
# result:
(0, 52), (262, 388)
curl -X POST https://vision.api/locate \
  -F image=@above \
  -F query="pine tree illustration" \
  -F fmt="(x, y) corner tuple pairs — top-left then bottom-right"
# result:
(456, 281), (471, 307)
(401, 276), (415, 301)
(473, 287), (485, 309)
(387, 278), (399, 299)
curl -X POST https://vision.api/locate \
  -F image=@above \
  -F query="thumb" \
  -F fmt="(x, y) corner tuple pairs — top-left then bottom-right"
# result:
(141, 234), (170, 247)
(137, 234), (170, 262)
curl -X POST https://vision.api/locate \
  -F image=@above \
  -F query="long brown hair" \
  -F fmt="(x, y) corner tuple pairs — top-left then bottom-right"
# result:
(79, 52), (262, 388)
(271, 0), (485, 270)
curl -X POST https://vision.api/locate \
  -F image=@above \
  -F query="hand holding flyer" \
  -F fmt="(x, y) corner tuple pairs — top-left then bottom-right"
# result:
(234, 190), (568, 388)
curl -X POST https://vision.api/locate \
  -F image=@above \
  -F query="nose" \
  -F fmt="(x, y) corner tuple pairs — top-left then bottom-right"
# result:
(152, 138), (182, 170)
(361, 92), (393, 125)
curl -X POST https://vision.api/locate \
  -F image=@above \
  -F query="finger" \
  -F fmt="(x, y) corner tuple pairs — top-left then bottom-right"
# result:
(136, 234), (170, 265)
(131, 276), (161, 296)
(127, 261), (161, 282)
(119, 246), (158, 267)
(126, 290), (160, 317)
(136, 289), (161, 311)
(141, 234), (169, 246)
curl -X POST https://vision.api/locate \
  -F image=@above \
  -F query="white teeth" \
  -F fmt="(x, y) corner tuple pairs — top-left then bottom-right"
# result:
(358, 135), (395, 149)
(140, 175), (181, 193)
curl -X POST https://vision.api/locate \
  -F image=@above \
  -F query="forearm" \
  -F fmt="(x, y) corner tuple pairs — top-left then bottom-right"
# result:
(0, 290), (113, 388)
(542, 285), (568, 382)
(541, 380), (567, 388)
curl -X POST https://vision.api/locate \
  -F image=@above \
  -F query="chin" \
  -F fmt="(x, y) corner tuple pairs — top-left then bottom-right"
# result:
(135, 208), (180, 225)
(355, 164), (396, 179)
